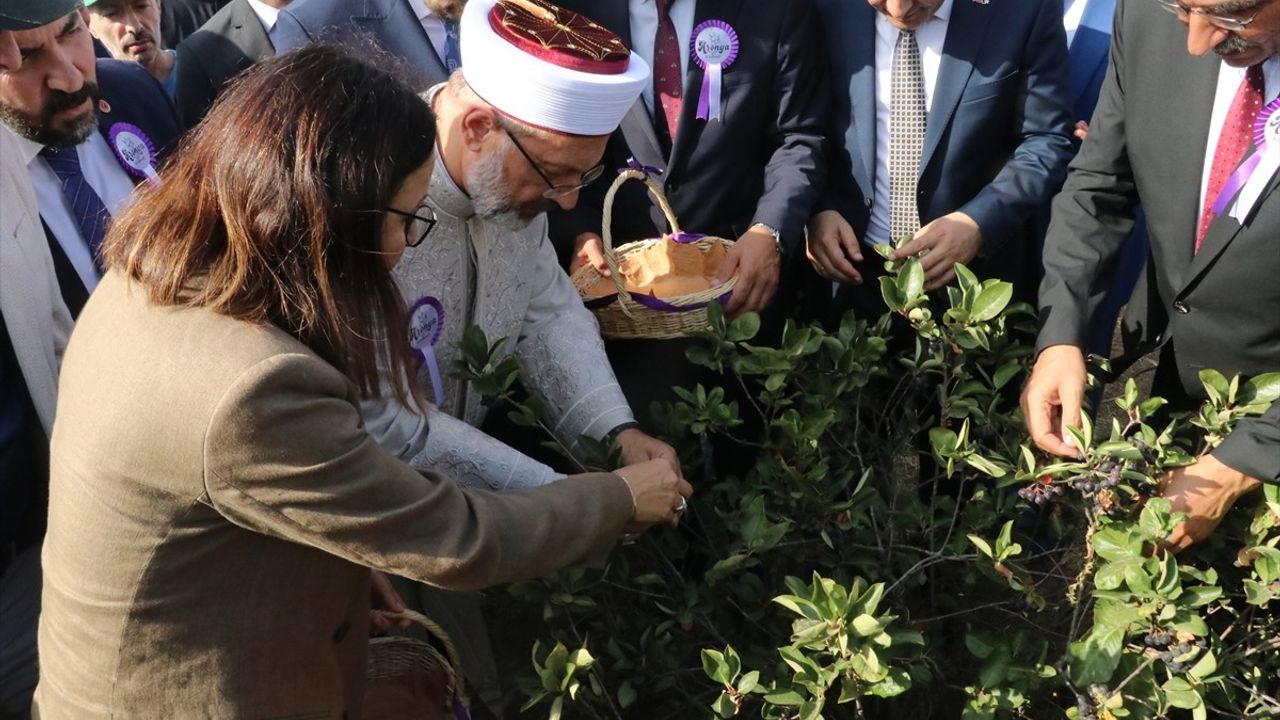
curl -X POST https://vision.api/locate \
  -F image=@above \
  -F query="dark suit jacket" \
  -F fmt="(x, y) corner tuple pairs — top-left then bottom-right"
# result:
(161, 0), (230, 47)
(43, 59), (183, 318)
(273, 0), (449, 90)
(1039, 0), (1280, 484)
(548, 0), (829, 263)
(817, 0), (1075, 303)
(1068, 0), (1114, 125)
(173, 0), (274, 128)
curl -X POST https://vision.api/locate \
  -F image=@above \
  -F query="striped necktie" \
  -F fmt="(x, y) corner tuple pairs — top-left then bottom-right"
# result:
(39, 144), (110, 271)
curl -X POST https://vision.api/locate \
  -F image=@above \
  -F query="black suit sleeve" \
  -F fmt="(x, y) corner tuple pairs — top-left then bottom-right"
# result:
(173, 40), (218, 129)
(1216, 398), (1280, 484)
(748, 0), (830, 252)
(1036, 0), (1140, 353)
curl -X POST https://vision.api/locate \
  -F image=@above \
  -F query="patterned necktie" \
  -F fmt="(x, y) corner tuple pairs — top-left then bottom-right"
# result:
(889, 29), (926, 243)
(652, 0), (683, 141)
(1197, 64), (1265, 252)
(39, 144), (110, 271)
(442, 19), (462, 74)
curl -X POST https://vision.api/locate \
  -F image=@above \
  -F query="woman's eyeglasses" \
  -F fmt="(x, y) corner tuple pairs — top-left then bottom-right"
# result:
(383, 201), (438, 248)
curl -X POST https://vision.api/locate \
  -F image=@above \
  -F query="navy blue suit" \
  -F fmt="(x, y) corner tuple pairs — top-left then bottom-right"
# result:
(273, 0), (449, 90)
(817, 0), (1076, 311)
(1067, 0), (1149, 355)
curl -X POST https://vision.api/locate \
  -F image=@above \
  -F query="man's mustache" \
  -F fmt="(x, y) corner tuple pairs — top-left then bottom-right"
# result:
(1215, 33), (1256, 57)
(124, 29), (155, 49)
(44, 82), (99, 118)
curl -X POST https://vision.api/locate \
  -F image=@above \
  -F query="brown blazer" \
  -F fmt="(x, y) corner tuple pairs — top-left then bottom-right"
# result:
(33, 272), (633, 720)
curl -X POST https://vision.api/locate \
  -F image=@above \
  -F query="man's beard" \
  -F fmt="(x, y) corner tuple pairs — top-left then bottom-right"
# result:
(424, 0), (466, 22)
(0, 81), (101, 148)
(466, 137), (555, 231)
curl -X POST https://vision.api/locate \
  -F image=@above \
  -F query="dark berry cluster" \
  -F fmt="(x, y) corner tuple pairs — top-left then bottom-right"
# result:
(1018, 479), (1064, 505)
(1076, 684), (1111, 720)
(1072, 461), (1123, 495)
(1141, 628), (1207, 675)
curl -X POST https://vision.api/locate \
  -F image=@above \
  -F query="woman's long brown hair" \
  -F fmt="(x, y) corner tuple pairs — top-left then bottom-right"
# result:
(103, 44), (435, 409)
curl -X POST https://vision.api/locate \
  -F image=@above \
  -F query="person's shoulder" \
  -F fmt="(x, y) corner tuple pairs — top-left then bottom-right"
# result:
(280, 0), (357, 28)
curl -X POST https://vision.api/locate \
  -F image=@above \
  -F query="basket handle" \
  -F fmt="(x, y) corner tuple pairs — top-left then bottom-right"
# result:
(372, 608), (469, 706)
(600, 168), (684, 309)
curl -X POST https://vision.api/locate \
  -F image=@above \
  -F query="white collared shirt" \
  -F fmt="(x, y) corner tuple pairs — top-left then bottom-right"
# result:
(1063, 0), (1088, 47)
(867, 0), (954, 246)
(13, 130), (137, 293)
(246, 0), (282, 45)
(1198, 57), (1280, 219)
(405, 0), (452, 69)
(629, 0), (696, 118)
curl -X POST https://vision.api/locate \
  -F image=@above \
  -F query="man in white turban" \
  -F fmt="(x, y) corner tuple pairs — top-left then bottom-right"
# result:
(361, 0), (678, 710)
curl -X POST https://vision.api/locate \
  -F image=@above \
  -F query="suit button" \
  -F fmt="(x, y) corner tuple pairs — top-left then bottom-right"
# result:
(1173, 300), (1190, 314)
(333, 620), (350, 643)
(865, 198), (873, 208)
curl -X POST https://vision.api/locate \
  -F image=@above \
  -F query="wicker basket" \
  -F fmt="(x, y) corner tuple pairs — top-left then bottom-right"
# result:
(570, 168), (736, 340)
(364, 609), (468, 720)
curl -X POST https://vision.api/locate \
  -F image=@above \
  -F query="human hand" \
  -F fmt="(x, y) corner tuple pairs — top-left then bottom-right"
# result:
(1159, 454), (1263, 552)
(713, 225), (781, 315)
(1074, 120), (1090, 141)
(369, 570), (412, 632)
(890, 211), (983, 291)
(616, 428), (683, 481)
(1021, 345), (1087, 458)
(805, 210), (864, 284)
(571, 232), (609, 276)
(616, 458), (694, 530)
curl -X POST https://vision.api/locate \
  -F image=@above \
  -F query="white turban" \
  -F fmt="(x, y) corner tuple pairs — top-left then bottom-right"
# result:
(459, 0), (650, 136)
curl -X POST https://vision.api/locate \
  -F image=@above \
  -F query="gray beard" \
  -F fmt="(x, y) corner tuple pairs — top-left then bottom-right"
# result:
(465, 141), (529, 232)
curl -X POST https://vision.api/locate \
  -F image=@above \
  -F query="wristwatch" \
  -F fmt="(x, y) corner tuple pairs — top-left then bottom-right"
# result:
(751, 223), (783, 255)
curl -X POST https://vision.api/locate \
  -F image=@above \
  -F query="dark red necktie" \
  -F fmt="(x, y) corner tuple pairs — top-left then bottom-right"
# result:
(653, 0), (683, 141)
(1197, 64), (1265, 252)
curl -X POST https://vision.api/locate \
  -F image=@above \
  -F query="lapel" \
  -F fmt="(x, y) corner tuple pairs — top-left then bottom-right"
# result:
(1184, 166), (1280, 290)
(667, 0), (745, 175)
(228, 0), (274, 61)
(1164, 55), (1222, 292)
(921, 0), (994, 174)
(353, 0), (446, 82)
(594, 1), (667, 171)
(848, 1), (878, 194)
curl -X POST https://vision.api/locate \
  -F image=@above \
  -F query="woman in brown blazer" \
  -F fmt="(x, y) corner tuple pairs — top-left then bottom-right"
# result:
(33, 45), (691, 720)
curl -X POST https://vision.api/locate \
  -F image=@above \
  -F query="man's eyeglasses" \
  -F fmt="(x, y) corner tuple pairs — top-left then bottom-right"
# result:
(384, 201), (438, 248)
(1153, 0), (1262, 32)
(503, 126), (605, 200)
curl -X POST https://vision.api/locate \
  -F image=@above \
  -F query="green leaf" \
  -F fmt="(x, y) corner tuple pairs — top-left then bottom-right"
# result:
(702, 649), (733, 685)
(1162, 677), (1202, 709)
(712, 693), (737, 718)
(851, 614), (885, 637)
(1199, 369), (1230, 406)
(1092, 528), (1139, 562)
(968, 534), (995, 559)
(881, 277), (906, 312)
(970, 282), (1014, 322)
(1188, 649), (1218, 680)
(617, 682), (637, 709)
(728, 312), (762, 343)
(738, 671), (761, 694)
(899, 258), (925, 302)
(1240, 371), (1280, 410)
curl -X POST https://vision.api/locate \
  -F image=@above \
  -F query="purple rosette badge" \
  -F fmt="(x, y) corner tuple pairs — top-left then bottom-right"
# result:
(408, 296), (446, 404)
(690, 19), (739, 122)
(107, 123), (161, 187)
(1213, 96), (1280, 220)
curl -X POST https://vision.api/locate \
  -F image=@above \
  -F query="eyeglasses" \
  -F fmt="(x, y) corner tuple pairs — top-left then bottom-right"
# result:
(1153, 0), (1263, 32)
(383, 200), (438, 248)
(502, 126), (605, 199)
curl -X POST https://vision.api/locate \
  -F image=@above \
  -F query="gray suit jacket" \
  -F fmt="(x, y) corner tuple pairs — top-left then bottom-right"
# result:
(173, 0), (275, 128)
(274, 0), (449, 90)
(33, 273), (632, 719)
(1039, 0), (1280, 484)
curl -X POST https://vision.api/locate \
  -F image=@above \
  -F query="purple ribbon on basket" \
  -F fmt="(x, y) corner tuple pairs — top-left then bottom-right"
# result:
(452, 697), (471, 720)
(1213, 96), (1280, 216)
(691, 20), (740, 122)
(585, 288), (734, 312)
(622, 157), (664, 178)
